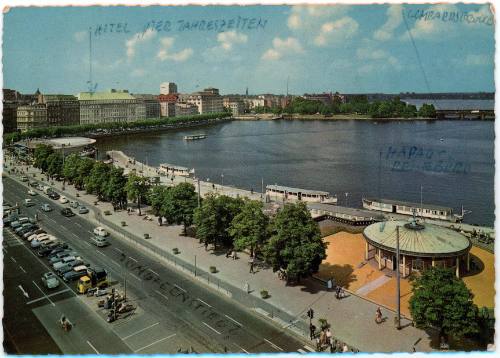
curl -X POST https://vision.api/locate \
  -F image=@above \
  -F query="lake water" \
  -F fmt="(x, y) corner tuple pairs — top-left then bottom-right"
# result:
(403, 99), (494, 111)
(95, 119), (495, 226)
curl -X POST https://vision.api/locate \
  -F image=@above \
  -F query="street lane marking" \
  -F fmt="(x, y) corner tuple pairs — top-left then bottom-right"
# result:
(174, 284), (186, 293)
(224, 314), (243, 327)
(19, 265), (27, 273)
(26, 288), (71, 305)
(148, 269), (159, 276)
(155, 290), (169, 300)
(113, 247), (123, 254)
(122, 322), (160, 340)
(233, 343), (249, 354)
(129, 256), (138, 262)
(72, 233), (80, 239)
(202, 322), (221, 335)
(130, 273), (141, 281)
(75, 222), (83, 228)
(10, 256), (17, 263)
(297, 348), (306, 353)
(110, 259), (120, 267)
(18, 285), (29, 299)
(87, 340), (100, 354)
(264, 339), (283, 351)
(134, 334), (176, 353)
(303, 346), (316, 352)
(32, 281), (55, 307)
(96, 250), (106, 257)
(197, 298), (212, 307)
(84, 242), (92, 247)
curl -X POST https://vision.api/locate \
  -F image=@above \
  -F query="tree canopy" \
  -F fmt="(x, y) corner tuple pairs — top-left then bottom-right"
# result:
(161, 182), (198, 234)
(409, 267), (479, 339)
(263, 202), (326, 281)
(125, 173), (151, 215)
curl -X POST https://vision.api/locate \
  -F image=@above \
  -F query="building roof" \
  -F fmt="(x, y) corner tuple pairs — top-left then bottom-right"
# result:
(364, 197), (452, 212)
(266, 184), (330, 196)
(77, 91), (135, 101)
(363, 220), (471, 258)
(308, 203), (384, 220)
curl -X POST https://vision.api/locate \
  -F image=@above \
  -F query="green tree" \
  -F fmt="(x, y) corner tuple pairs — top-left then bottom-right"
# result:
(125, 173), (150, 215)
(33, 144), (54, 172)
(263, 202), (326, 282)
(46, 152), (63, 179)
(418, 103), (436, 118)
(74, 158), (95, 190)
(161, 182), (198, 235)
(62, 153), (82, 183)
(409, 267), (479, 340)
(228, 199), (269, 256)
(194, 194), (244, 250)
(103, 167), (127, 209)
(148, 186), (169, 215)
(85, 161), (111, 199)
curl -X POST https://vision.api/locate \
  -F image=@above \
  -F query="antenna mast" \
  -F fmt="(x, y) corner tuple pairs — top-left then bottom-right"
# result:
(88, 27), (96, 94)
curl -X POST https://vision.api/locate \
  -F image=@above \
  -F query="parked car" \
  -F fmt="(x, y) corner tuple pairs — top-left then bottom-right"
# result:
(37, 242), (62, 257)
(41, 272), (60, 289)
(78, 206), (89, 214)
(22, 227), (43, 239)
(31, 235), (57, 248)
(27, 189), (37, 196)
(21, 176), (29, 182)
(15, 223), (35, 235)
(53, 256), (78, 270)
(59, 196), (68, 204)
(24, 198), (35, 207)
(93, 227), (109, 237)
(46, 246), (70, 258)
(4, 214), (19, 226)
(41, 203), (52, 212)
(29, 181), (38, 187)
(60, 208), (75, 217)
(70, 201), (79, 209)
(63, 267), (88, 282)
(91, 236), (109, 247)
(49, 251), (73, 264)
(48, 192), (60, 200)
(56, 259), (85, 276)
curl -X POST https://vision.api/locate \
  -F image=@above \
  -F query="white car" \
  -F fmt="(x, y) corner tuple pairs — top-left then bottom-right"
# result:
(93, 227), (109, 237)
(28, 189), (37, 196)
(28, 233), (49, 242)
(24, 198), (35, 207)
(41, 272), (60, 289)
(31, 235), (56, 248)
(59, 196), (68, 204)
(91, 236), (109, 247)
(41, 203), (52, 212)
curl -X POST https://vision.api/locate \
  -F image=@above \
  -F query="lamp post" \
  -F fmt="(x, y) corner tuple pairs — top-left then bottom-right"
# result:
(221, 173), (224, 187)
(345, 192), (349, 207)
(395, 225), (401, 330)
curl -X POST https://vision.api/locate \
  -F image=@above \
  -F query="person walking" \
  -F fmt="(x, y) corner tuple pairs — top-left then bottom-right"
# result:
(244, 281), (250, 294)
(249, 255), (255, 273)
(309, 323), (316, 340)
(342, 343), (349, 353)
(232, 250), (237, 260)
(326, 328), (332, 346)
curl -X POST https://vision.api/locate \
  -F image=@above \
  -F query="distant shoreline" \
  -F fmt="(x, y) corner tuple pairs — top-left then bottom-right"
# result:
(234, 114), (494, 122)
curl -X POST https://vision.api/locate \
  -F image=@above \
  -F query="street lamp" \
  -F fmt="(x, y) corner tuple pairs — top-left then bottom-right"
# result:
(345, 192), (349, 207)
(221, 173), (224, 187)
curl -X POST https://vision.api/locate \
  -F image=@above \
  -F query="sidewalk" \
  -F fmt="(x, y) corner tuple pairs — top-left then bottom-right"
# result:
(11, 160), (437, 353)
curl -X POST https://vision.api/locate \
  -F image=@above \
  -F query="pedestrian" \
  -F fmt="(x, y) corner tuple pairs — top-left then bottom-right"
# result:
(226, 249), (231, 258)
(244, 282), (250, 294)
(309, 322), (316, 340)
(204, 241), (209, 251)
(342, 343), (348, 353)
(315, 337), (321, 351)
(232, 250), (237, 260)
(326, 328), (332, 345)
(249, 256), (255, 273)
(330, 343), (334, 353)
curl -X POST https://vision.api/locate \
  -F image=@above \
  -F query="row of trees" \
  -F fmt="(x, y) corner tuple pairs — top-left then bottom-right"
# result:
(5, 112), (230, 144)
(253, 96), (436, 118)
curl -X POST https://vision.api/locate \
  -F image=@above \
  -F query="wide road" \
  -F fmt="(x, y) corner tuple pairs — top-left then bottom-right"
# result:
(3, 175), (315, 354)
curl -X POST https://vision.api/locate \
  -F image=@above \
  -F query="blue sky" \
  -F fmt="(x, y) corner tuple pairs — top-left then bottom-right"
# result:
(3, 3), (495, 95)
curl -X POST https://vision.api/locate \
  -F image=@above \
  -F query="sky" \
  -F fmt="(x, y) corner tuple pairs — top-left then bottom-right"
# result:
(2, 3), (495, 95)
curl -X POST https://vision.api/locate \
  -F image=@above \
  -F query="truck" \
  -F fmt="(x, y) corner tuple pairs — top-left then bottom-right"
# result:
(77, 267), (108, 294)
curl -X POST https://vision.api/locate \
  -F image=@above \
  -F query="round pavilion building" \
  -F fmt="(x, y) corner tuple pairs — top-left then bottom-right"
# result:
(363, 219), (472, 278)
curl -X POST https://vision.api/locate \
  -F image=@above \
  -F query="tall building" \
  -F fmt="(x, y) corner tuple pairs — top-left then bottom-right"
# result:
(77, 89), (146, 125)
(2, 89), (24, 133)
(158, 94), (179, 117)
(160, 82), (178, 95)
(175, 102), (199, 116)
(228, 101), (245, 116)
(16, 104), (48, 132)
(38, 94), (80, 126)
(132, 94), (161, 119)
(179, 88), (223, 114)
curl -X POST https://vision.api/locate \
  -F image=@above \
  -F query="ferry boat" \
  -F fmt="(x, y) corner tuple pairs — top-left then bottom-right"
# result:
(266, 185), (337, 205)
(159, 163), (193, 177)
(79, 146), (96, 158)
(362, 197), (468, 222)
(184, 134), (207, 140)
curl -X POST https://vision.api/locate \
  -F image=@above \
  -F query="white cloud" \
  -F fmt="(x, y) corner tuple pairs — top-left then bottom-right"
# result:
(126, 28), (156, 59)
(156, 37), (193, 62)
(261, 37), (303, 61)
(217, 31), (248, 51)
(314, 17), (359, 47)
(287, 5), (350, 30)
(374, 5), (403, 41)
(74, 31), (87, 42)
(356, 46), (402, 72)
(131, 68), (146, 77)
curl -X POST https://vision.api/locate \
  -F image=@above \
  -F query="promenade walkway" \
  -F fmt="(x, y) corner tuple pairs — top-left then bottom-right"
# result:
(7, 159), (438, 353)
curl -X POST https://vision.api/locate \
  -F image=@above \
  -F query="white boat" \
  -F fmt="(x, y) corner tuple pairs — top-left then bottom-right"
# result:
(184, 134), (207, 140)
(362, 197), (468, 223)
(266, 185), (337, 205)
(159, 163), (192, 177)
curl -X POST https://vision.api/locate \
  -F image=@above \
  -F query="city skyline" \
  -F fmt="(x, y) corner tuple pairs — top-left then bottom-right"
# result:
(3, 4), (495, 95)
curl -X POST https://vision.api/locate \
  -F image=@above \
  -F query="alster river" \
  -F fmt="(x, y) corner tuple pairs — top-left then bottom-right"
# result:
(95, 119), (495, 226)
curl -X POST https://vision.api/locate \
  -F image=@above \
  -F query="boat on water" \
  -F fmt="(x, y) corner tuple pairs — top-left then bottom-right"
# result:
(184, 134), (207, 140)
(266, 185), (337, 205)
(362, 197), (468, 223)
(79, 146), (96, 158)
(159, 163), (193, 177)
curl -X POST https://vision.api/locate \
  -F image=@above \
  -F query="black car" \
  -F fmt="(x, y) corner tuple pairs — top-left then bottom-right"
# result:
(60, 208), (75, 217)
(63, 269), (87, 282)
(47, 247), (70, 259)
(37, 242), (63, 257)
(48, 192), (60, 200)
